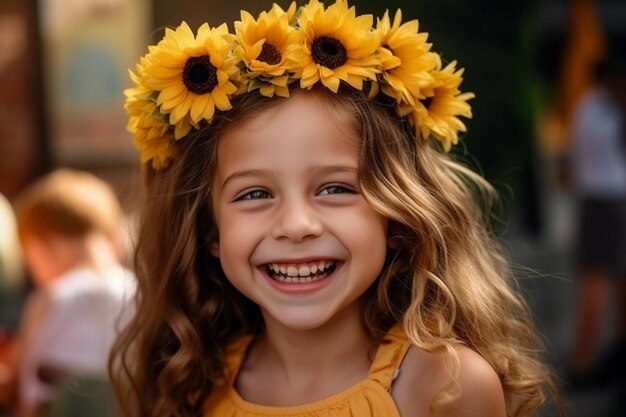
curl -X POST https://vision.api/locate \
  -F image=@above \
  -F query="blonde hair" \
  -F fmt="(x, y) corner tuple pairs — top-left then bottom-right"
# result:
(111, 87), (555, 417)
(14, 169), (123, 245)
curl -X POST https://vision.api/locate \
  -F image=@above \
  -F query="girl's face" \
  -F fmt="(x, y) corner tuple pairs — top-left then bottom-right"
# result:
(210, 91), (388, 332)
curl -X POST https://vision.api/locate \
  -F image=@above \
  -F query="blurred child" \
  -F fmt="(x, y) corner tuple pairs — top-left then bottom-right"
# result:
(9, 169), (135, 417)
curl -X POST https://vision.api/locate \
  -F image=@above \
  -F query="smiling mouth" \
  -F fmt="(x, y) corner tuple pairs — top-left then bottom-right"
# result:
(266, 260), (337, 283)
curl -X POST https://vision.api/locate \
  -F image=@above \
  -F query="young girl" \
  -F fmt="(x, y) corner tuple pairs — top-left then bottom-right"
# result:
(113, 1), (556, 416)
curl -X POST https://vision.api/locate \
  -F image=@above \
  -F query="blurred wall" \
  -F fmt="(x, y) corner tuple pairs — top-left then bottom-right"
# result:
(0, 0), (46, 200)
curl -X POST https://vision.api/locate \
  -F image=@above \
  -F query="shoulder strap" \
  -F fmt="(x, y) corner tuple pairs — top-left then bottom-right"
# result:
(368, 324), (412, 391)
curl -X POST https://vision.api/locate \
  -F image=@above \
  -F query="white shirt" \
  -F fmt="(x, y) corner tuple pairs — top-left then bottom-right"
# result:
(571, 87), (626, 198)
(18, 265), (135, 406)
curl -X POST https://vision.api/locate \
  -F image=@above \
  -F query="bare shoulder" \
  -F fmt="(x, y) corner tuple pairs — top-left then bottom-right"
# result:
(392, 344), (506, 417)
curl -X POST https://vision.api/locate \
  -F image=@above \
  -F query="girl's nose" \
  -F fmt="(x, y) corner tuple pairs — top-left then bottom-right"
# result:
(271, 199), (323, 242)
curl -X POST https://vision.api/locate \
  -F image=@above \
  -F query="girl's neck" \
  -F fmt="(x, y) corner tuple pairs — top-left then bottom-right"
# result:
(266, 311), (372, 368)
(237, 304), (374, 406)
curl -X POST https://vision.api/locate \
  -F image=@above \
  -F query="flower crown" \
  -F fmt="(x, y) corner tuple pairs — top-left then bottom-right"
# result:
(125, 0), (474, 170)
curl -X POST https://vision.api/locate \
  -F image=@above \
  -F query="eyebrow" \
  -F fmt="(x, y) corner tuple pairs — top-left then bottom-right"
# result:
(221, 168), (273, 188)
(307, 165), (358, 176)
(221, 165), (358, 188)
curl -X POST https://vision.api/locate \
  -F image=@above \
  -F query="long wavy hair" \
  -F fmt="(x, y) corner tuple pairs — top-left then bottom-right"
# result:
(110, 86), (556, 417)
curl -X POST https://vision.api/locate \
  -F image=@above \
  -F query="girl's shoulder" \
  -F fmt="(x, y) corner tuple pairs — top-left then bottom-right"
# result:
(392, 343), (507, 417)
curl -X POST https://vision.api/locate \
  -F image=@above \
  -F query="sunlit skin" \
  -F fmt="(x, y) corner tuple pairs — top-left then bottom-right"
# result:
(210, 91), (388, 403)
(209, 91), (506, 415)
(211, 91), (388, 333)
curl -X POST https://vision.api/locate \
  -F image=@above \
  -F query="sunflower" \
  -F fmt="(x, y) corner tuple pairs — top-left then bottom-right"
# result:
(130, 112), (177, 170)
(141, 21), (241, 138)
(125, 92), (177, 170)
(404, 61), (475, 151)
(235, 2), (303, 97)
(375, 10), (440, 106)
(125, 60), (178, 169)
(295, 0), (380, 92)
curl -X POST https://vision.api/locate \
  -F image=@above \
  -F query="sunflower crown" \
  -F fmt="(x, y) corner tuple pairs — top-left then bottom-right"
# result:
(125, 0), (475, 170)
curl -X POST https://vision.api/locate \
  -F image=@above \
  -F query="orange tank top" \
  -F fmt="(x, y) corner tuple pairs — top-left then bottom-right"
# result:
(202, 325), (411, 417)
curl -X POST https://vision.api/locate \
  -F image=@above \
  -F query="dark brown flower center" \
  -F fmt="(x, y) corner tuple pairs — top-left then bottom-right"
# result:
(421, 96), (434, 109)
(257, 42), (281, 65)
(183, 56), (218, 94)
(311, 36), (347, 69)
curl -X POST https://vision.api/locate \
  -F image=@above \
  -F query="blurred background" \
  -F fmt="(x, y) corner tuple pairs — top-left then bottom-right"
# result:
(0, 0), (625, 416)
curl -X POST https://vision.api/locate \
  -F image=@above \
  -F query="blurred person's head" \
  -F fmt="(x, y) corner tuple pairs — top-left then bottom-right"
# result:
(594, 51), (626, 93)
(14, 169), (124, 288)
(0, 193), (23, 294)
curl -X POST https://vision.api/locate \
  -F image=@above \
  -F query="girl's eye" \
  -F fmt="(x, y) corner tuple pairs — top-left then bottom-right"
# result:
(318, 184), (356, 195)
(237, 189), (272, 201)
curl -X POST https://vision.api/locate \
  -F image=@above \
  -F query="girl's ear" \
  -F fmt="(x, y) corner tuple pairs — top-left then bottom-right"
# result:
(210, 241), (220, 258)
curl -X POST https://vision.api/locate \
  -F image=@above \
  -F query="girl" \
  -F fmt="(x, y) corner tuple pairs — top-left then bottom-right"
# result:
(113, 1), (557, 416)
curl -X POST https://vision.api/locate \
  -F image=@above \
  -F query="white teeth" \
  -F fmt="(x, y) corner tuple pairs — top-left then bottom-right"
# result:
(267, 260), (336, 282)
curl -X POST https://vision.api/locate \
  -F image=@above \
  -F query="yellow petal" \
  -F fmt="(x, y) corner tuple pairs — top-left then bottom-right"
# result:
(275, 85), (291, 98)
(321, 75), (340, 93)
(201, 100), (216, 121)
(259, 84), (275, 97)
(211, 88), (232, 110)
(174, 120), (193, 139)
(157, 83), (187, 105)
(190, 94), (211, 122)
(169, 97), (192, 124)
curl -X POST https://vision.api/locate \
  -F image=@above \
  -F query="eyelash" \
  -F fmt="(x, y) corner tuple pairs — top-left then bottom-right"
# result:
(318, 184), (356, 195)
(235, 184), (355, 201)
(237, 189), (271, 201)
